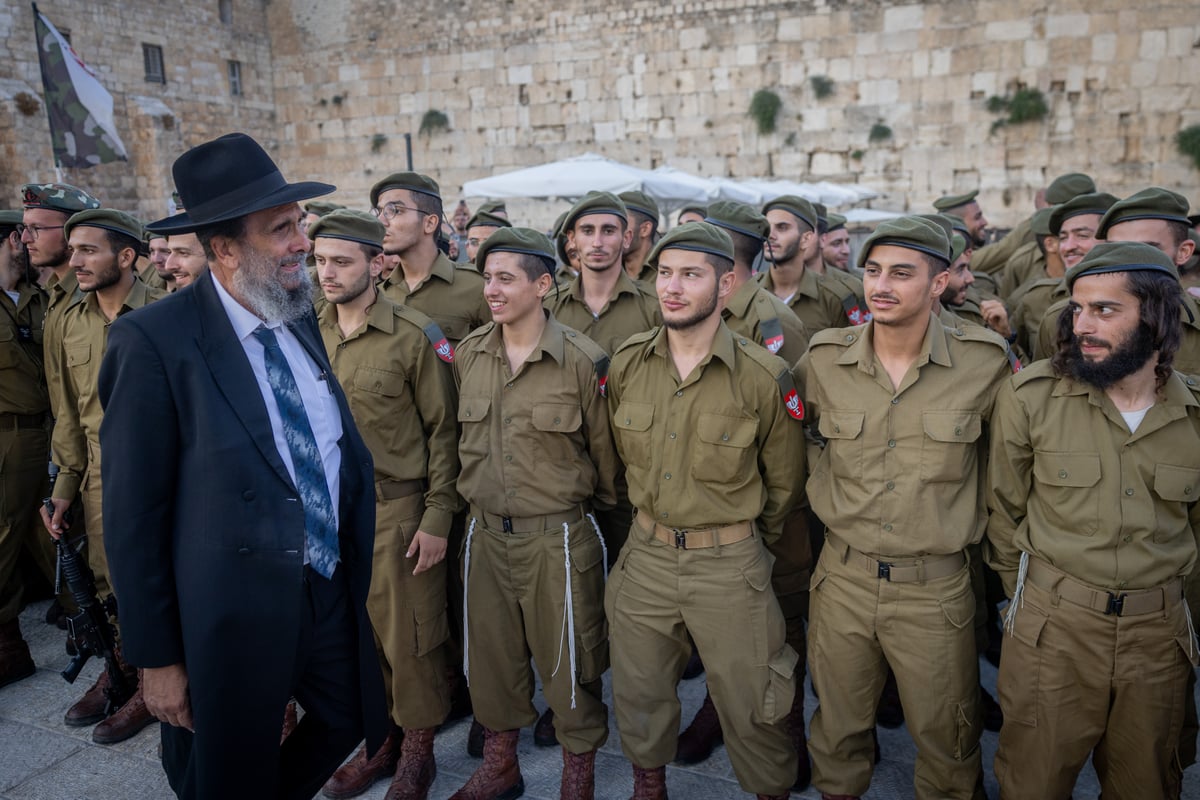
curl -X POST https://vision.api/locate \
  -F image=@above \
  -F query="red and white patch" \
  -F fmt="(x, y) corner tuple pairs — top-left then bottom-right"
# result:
(434, 339), (454, 363)
(765, 334), (784, 354)
(846, 306), (871, 325)
(784, 389), (804, 421)
(598, 374), (608, 398)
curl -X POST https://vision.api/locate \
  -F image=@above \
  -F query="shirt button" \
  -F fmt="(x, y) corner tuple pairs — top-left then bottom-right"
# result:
(887, 439), (896, 448)
(834, 424), (841, 433)
(506, 489), (516, 497)
(1058, 469), (1068, 478)
(1122, 535), (1132, 543)
(661, 511), (669, 519)
(669, 432), (677, 439)
(465, 411), (472, 418)
(504, 454), (512, 462)
(553, 417), (561, 424)
(1124, 488), (1134, 496)
(506, 382), (513, 388)
(664, 473), (672, 480)
(721, 433), (730, 441)
(675, 390), (683, 397)
(624, 418), (631, 425)
(954, 426), (962, 436)
(504, 417), (511, 424)
(1117, 580), (1127, 589)
(891, 398), (899, 405)
(1187, 487), (1194, 495)
(885, 481), (894, 490)
(883, 523), (893, 532)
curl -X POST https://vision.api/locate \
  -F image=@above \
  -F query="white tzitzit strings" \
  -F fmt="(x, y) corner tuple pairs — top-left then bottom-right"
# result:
(550, 522), (579, 709)
(1004, 551), (1030, 636)
(461, 517), (477, 686)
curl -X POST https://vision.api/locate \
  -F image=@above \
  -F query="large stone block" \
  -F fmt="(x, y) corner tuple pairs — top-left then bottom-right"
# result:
(883, 5), (925, 31)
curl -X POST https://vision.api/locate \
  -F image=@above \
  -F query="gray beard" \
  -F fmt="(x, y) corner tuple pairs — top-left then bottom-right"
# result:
(233, 251), (313, 323)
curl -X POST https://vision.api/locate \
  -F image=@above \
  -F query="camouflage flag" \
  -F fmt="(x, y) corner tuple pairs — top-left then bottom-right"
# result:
(32, 5), (128, 168)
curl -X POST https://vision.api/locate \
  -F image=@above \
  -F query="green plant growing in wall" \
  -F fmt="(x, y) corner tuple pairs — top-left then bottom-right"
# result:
(13, 91), (40, 116)
(810, 75), (835, 99)
(371, 133), (387, 153)
(748, 89), (782, 135)
(1177, 125), (1200, 170)
(869, 123), (893, 143)
(987, 87), (1049, 133)
(419, 109), (450, 136)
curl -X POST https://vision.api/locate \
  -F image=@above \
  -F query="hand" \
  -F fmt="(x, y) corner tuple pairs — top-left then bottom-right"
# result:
(143, 663), (194, 731)
(39, 497), (71, 539)
(406, 530), (447, 576)
(979, 299), (1012, 339)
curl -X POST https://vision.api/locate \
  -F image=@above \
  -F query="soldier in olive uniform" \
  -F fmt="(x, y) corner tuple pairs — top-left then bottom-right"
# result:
(619, 190), (660, 284)
(451, 228), (617, 800)
(606, 223), (806, 800)
(141, 232), (171, 291)
(810, 203), (869, 320)
(0, 209), (56, 689)
(987, 242), (1200, 799)
(42, 210), (165, 743)
(312, 211), (460, 800)
(373, 173), (490, 344)
(463, 209), (510, 266)
(821, 213), (853, 274)
(799, 217), (1010, 800)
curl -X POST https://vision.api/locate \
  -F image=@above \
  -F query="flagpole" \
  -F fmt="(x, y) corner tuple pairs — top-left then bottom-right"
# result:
(30, 2), (63, 178)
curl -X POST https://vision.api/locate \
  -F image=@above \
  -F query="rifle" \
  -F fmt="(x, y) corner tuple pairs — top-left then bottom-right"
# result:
(44, 462), (134, 715)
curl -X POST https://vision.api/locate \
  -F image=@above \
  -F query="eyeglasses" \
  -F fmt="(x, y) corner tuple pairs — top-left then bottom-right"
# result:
(16, 223), (64, 240)
(371, 202), (426, 223)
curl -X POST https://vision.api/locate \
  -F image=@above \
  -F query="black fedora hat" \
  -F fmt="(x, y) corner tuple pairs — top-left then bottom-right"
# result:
(146, 133), (333, 235)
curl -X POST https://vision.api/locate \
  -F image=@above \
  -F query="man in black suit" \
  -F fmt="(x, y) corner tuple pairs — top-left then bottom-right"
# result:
(98, 133), (386, 799)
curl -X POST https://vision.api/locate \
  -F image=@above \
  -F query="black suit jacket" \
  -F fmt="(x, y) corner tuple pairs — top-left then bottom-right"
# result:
(98, 272), (386, 794)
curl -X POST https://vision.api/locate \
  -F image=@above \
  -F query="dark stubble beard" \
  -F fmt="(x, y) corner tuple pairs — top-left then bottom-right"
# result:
(662, 283), (720, 331)
(1065, 322), (1157, 389)
(233, 246), (313, 322)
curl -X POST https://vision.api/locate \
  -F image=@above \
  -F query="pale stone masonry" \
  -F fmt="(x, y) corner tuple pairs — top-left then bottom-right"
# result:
(0, 0), (1196, 225)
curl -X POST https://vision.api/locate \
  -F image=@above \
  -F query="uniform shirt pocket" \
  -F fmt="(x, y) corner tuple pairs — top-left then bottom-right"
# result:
(816, 409), (864, 480)
(457, 396), (492, 460)
(531, 402), (583, 463)
(691, 412), (757, 483)
(613, 401), (654, 469)
(0, 326), (19, 369)
(1032, 451), (1101, 535)
(920, 410), (982, 483)
(65, 342), (92, 389)
(1153, 464), (1200, 503)
(352, 365), (406, 397)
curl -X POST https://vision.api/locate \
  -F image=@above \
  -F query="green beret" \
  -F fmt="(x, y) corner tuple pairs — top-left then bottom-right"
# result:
(552, 211), (572, 265)
(950, 232), (968, 262)
(475, 226), (557, 275)
(704, 200), (769, 242)
(763, 195), (817, 231)
(21, 183), (100, 214)
(1048, 192), (1118, 236)
(618, 190), (660, 226)
(938, 213), (970, 240)
(307, 208), (385, 248)
(1044, 173), (1096, 205)
(466, 210), (511, 231)
(563, 191), (628, 231)
(678, 204), (708, 220)
(647, 221), (734, 266)
(304, 200), (345, 217)
(143, 228), (166, 244)
(932, 190), (979, 212)
(826, 213), (847, 232)
(1189, 212), (1200, 228)
(477, 199), (507, 217)
(0, 210), (23, 226)
(369, 172), (441, 208)
(916, 214), (955, 242)
(1097, 187), (1191, 239)
(1031, 206), (1056, 238)
(814, 203), (829, 226)
(1065, 240), (1178, 290)
(64, 208), (144, 244)
(857, 216), (951, 269)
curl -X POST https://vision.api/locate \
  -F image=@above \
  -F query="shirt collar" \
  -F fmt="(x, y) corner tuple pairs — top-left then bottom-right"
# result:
(478, 309), (566, 366)
(211, 270), (277, 342)
(646, 318), (737, 370)
(724, 278), (759, 317)
(836, 313), (950, 370)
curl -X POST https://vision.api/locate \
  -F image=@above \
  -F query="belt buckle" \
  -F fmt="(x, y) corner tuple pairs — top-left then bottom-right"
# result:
(672, 529), (687, 549)
(1104, 592), (1126, 616)
(502, 517), (513, 533)
(877, 561), (892, 581)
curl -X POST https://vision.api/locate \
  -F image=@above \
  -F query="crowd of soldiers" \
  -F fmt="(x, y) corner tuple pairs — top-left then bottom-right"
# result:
(1, 158), (1199, 800)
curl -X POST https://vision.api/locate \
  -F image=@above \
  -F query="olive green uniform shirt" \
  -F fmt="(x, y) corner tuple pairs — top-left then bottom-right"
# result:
(986, 361), (1200, 595)
(43, 270), (82, 422)
(455, 313), (619, 518)
(817, 267), (871, 325)
(797, 315), (1010, 556)
(546, 270), (660, 356)
(0, 281), (49, 416)
(51, 279), (164, 502)
(998, 241), (1045, 301)
(722, 278), (810, 366)
(1011, 277), (1065, 361)
(757, 266), (848, 334)
(971, 216), (1033, 277)
(319, 295), (461, 539)
(381, 252), (490, 344)
(138, 263), (169, 291)
(608, 322), (805, 546)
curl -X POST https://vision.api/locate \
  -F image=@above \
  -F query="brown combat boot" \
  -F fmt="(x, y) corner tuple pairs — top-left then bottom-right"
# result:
(534, 707), (557, 747)
(0, 619), (35, 689)
(674, 689), (722, 764)
(784, 692), (811, 791)
(449, 727), (524, 800)
(560, 748), (595, 800)
(322, 725), (402, 799)
(384, 727), (436, 800)
(92, 671), (155, 744)
(629, 765), (667, 800)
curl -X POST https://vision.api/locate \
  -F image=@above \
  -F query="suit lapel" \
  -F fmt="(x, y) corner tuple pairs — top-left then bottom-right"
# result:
(194, 273), (295, 490)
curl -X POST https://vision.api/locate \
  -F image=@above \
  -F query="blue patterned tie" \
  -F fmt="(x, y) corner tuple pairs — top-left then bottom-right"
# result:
(252, 325), (339, 577)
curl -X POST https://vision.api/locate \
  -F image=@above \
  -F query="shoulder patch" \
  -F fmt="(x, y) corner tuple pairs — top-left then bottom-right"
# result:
(614, 327), (659, 356)
(777, 370), (805, 421)
(392, 303), (455, 363)
(808, 325), (861, 349)
(840, 293), (872, 325)
(457, 322), (494, 349)
(563, 327), (611, 397)
(952, 323), (1010, 353)
(1011, 359), (1057, 389)
(759, 314), (785, 354)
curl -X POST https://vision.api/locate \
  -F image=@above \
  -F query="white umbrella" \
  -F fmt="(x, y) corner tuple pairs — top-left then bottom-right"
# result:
(843, 208), (905, 224)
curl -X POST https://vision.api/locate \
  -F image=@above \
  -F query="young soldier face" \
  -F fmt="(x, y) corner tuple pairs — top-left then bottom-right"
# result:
(166, 233), (208, 288)
(655, 248), (733, 331)
(1067, 272), (1156, 386)
(1058, 214), (1103, 270)
(572, 213), (629, 273)
(957, 201), (989, 247)
(1106, 218), (1196, 267)
(68, 226), (126, 292)
(148, 236), (172, 278)
(941, 252), (975, 306)
(315, 237), (377, 305)
(862, 244), (949, 327)
(466, 225), (500, 263)
(821, 228), (851, 270)
(20, 207), (69, 268)
(482, 251), (551, 325)
(377, 188), (437, 257)
(764, 209), (807, 265)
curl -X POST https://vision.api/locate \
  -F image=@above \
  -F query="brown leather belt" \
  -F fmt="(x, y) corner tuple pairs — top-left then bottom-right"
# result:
(375, 478), (425, 502)
(0, 412), (46, 430)
(476, 506), (585, 534)
(636, 510), (753, 550)
(828, 532), (966, 583)
(1027, 557), (1181, 617)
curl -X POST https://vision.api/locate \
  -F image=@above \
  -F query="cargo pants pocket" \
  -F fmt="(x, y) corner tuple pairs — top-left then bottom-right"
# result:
(758, 645), (799, 724)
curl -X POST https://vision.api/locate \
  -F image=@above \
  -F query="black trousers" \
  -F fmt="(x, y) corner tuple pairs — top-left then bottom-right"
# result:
(162, 565), (364, 800)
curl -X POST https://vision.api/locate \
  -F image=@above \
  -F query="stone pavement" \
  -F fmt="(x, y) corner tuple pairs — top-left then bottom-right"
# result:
(2, 598), (1197, 799)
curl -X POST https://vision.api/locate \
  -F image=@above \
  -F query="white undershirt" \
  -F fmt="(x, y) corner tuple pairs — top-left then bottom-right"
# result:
(3, 289), (18, 305)
(1120, 405), (1152, 433)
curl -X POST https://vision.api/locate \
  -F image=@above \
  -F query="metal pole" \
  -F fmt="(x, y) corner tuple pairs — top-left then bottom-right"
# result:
(404, 133), (413, 171)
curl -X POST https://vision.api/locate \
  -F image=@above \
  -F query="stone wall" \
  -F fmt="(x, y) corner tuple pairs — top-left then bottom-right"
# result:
(0, 0), (1197, 228)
